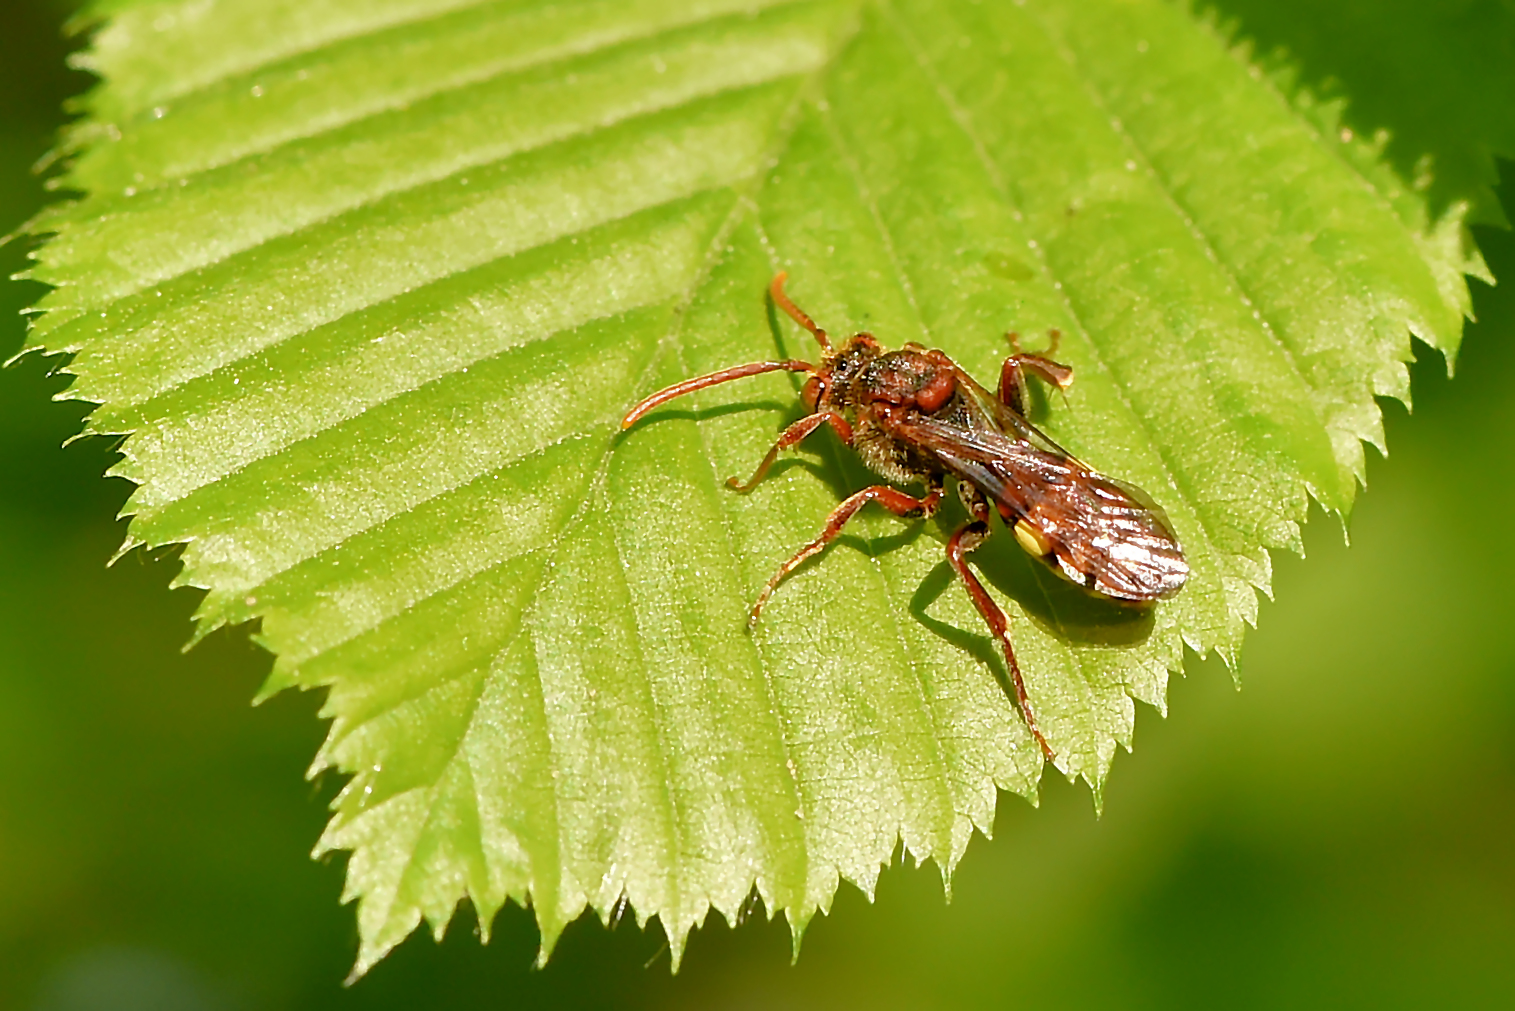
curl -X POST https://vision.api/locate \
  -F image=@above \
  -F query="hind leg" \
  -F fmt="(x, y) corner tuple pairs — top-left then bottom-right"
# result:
(945, 493), (1055, 761)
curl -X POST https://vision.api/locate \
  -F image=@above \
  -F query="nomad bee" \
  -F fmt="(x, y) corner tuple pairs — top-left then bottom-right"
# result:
(621, 274), (1188, 759)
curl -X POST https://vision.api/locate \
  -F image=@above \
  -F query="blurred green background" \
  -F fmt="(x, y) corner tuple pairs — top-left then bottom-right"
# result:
(2, 2), (1512, 1008)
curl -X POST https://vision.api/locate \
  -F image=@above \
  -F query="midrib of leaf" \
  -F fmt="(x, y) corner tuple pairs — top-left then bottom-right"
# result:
(609, 209), (1012, 950)
(734, 125), (1032, 883)
(804, 90), (965, 862)
(642, 252), (845, 929)
(799, 6), (1244, 784)
(21, 0), (1480, 983)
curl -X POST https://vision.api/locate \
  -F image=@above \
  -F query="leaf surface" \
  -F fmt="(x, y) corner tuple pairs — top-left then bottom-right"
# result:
(21, 0), (1481, 975)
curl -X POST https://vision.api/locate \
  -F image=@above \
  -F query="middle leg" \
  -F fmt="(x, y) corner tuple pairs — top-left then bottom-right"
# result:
(749, 481), (943, 628)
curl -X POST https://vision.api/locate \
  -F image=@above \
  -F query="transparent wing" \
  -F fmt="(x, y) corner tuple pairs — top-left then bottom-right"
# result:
(947, 363), (1080, 460)
(891, 414), (1188, 600)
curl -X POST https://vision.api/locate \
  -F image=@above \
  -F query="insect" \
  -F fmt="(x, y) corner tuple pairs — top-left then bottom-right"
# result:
(621, 273), (1188, 759)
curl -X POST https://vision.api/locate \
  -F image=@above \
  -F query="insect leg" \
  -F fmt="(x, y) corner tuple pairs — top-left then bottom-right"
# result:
(946, 504), (1056, 761)
(998, 330), (1074, 417)
(728, 411), (854, 492)
(1008, 327), (1063, 358)
(749, 483), (943, 629)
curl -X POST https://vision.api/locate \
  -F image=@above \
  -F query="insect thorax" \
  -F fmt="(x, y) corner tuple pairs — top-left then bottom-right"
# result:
(850, 422), (922, 484)
(824, 340), (962, 487)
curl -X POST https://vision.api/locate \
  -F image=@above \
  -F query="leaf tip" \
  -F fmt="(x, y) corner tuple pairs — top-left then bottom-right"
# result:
(663, 920), (688, 974)
(785, 906), (816, 965)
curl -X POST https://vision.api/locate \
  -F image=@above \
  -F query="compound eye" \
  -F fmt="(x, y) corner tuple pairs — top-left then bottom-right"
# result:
(801, 375), (825, 412)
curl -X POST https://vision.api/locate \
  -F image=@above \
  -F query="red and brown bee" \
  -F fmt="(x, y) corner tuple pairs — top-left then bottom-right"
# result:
(622, 273), (1188, 759)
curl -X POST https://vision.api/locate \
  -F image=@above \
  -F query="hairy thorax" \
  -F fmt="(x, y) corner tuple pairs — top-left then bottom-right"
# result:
(824, 338), (965, 487)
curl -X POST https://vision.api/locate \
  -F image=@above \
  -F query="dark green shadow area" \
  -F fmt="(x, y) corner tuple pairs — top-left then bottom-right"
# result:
(3, 1), (1513, 1009)
(1206, 0), (1515, 228)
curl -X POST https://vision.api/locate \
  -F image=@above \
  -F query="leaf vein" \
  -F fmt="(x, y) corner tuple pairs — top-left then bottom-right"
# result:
(1025, 6), (1336, 487)
(110, 0), (822, 188)
(811, 93), (971, 849)
(883, 2), (1247, 595)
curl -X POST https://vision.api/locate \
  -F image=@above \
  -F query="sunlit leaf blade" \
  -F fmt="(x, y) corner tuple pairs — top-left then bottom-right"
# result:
(20, 0), (1482, 977)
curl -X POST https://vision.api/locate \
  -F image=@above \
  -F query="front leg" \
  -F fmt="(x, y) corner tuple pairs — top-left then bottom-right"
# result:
(998, 329), (1074, 417)
(749, 481), (943, 628)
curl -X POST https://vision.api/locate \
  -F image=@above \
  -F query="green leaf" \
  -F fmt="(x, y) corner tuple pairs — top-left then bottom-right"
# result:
(18, 0), (1484, 978)
(1208, 0), (1515, 232)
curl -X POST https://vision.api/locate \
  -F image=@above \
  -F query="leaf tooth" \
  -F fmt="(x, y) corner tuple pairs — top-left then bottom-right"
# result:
(522, 494), (693, 962)
(323, 785), (436, 981)
(304, 551), (570, 976)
